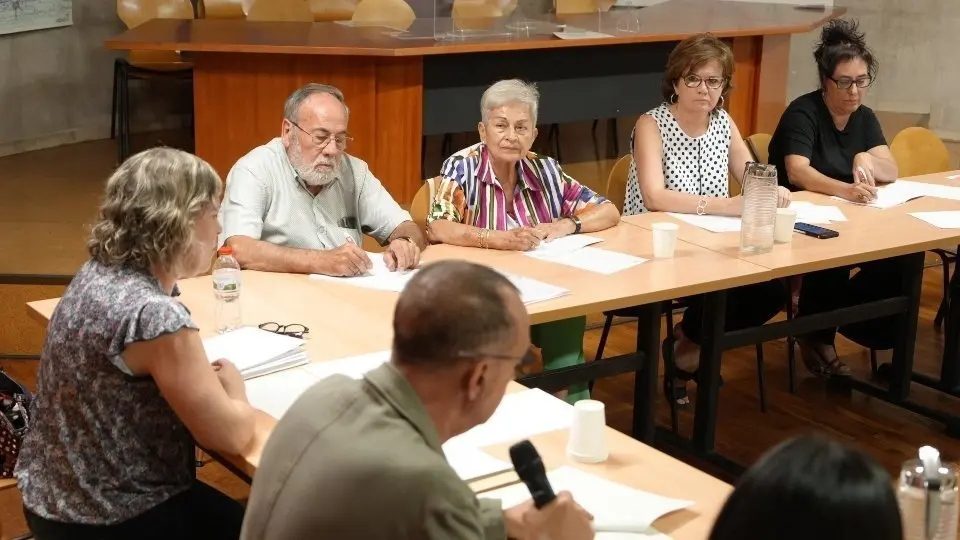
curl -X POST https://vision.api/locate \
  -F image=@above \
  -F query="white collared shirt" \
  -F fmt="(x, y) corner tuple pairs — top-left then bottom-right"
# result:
(218, 138), (411, 250)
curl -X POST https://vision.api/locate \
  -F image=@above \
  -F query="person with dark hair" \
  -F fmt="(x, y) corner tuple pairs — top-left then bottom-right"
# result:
(768, 18), (904, 376)
(708, 434), (902, 540)
(623, 33), (790, 405)
(240, 260), (595, 540)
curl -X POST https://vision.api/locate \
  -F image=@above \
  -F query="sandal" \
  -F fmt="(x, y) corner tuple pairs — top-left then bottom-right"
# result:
(661, 336), (724, 407)
(797, 338), (851, 378)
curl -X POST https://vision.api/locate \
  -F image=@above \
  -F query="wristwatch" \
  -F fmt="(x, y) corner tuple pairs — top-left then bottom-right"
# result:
(567, 215), (582, 234)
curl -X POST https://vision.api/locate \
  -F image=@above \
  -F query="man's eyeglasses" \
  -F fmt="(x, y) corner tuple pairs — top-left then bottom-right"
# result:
(259, 322), (310, 338)
(682, 74), (726, 90)
(456, 347), (536, 366)
(829, 76), (873, 90)
(289, 120), (353, 150)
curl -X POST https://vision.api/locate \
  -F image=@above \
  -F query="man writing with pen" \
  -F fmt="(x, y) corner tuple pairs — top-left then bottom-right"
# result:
(218, 83), (426, 275)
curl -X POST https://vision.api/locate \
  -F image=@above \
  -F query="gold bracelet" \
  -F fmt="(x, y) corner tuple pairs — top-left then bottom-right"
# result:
(480, 229), (489, 249)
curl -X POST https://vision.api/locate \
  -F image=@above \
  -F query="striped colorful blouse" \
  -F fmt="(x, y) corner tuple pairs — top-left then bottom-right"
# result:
(428, 143), (607, 231)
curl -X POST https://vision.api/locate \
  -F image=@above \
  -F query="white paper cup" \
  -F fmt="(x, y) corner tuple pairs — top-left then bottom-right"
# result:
(651, 222), (679, 258)
(566, 399), (609, 463)
(774, 208), (797, 244)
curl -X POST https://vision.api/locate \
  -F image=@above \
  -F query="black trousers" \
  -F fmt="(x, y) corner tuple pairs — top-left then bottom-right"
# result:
(797, 256), (906, 350)
(680, 279), (787, 345)
(24, 480), (244, 540)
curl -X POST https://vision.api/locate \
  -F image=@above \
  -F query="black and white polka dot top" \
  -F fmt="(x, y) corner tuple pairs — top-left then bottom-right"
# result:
(623, 103), (731, 216)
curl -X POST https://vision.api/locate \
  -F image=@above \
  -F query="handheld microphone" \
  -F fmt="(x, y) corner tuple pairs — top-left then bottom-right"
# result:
(509, 439), (556, 509)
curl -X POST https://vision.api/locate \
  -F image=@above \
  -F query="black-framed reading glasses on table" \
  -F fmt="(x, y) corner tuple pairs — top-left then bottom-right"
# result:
(259, 322), (310, 339)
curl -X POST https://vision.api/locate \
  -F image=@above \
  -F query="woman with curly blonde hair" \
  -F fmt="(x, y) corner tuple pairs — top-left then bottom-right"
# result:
(15, 147), (257, 540)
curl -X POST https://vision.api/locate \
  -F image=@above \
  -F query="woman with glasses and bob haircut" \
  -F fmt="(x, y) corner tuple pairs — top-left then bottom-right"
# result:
(15, 148), (257, 540)
(623, 33), (790, 407)
(708, 434), (902, 540)
(767, 19), (902, 378)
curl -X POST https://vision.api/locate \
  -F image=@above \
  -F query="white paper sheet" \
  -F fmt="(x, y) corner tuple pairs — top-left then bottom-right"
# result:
(789, 201), (847, 224)
(443, 444), (513, 482)
(666, 213), (741, 233)
(534, 235), (604, 254)
(830, 181), (924, 209)
(908, 211), (960, 229)
(202, 327), (308, 378)
(309, 252), (418, 292)
(301, 350), (391, 381)
(481, 467), (693, 536)
(554, 27), (614, 39)
(904, 180), (960, 202)
(497, 273), (570, 304)
(528, 246), (648, 275)
(244, 367), (320, 419)
(444, 389), (575, 449)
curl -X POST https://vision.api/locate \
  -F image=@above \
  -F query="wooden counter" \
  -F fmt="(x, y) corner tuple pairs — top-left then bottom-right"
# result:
(105, 0), (842, 202)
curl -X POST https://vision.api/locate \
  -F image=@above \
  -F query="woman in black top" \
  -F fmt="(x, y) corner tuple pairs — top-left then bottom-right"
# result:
(768, 19), (902, 377)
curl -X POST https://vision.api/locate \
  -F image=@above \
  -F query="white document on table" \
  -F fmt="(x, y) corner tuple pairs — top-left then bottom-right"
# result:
(902, 180), (960, 202)
(443, 445), (513, 483)
(481, 466), (693, 537)
(534, 234), (604, 254)
(301, 350), (391, 381)
(444, 389), (575, 449)
(830, 181), (924, 209)
(528, 246), (647, 275)
(202, 326), (308, 379)
(554, 27), (614, 39)
(309, 251), (418, 292)
(908, 211), (960, 229)
(244, 367), (319, 419)
(789, 201), (847, 224)
(666, 213), (741, 233)
(498, 273), (570, 304)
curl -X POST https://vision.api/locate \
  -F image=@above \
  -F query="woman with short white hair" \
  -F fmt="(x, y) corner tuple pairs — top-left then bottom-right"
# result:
(16, 148), (257, 539)
(427, 79), (620, 403)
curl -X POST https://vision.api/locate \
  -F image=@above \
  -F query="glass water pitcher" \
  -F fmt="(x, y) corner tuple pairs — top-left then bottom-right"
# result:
(739, 162), (778, 254)
(899, 445), (959, 540)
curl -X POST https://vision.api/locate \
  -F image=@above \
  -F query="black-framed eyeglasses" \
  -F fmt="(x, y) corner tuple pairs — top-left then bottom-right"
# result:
(829, 76), (873, 90)
(456, 346), (536, 366)
(288, 120), (353, 150)
(682, 74), (726, 90)
(259, 322), (310, 339)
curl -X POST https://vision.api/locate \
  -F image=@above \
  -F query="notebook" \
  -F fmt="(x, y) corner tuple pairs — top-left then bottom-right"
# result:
(202, 326), (308, 379)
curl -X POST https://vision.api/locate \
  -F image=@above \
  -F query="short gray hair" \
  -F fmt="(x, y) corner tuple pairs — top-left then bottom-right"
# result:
(480, 79), (540, 125)
(88, 147), (221, 273)
(283, 83), (350, 123)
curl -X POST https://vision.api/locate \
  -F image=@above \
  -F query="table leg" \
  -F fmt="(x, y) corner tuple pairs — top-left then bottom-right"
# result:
(692, 290), (727, 455)
(633, 303), (663, 444)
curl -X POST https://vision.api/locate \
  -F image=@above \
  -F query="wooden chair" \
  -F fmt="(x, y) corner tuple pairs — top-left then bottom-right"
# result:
(112, 0), (195, 163)
(0, 477), (33, 539)
(351, 0), (416, 28)
(890, 127), (956, 329)
(246, 0), (315, 21)
(603, 153), (631, 210)
(746, 132), (772, 164)
(309, 0), (358, 21)
(409, 177), (438, 233)
(197, 0), (246, 18)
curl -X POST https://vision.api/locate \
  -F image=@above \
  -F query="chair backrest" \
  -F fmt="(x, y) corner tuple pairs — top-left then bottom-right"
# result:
(117, 0), (194, 29)
(309, 0), (358, 21)
(198, 0), (246, 18)
(409, 177), (438, 232)
(604, 154), (632, 213)
(246, 0), (315, 20)
(890, 126), (952, 178)
(746, 132), (772, 164)
(351, 0), (416, 27)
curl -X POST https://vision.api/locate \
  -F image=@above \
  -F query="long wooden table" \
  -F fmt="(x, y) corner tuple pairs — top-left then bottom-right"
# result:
(104, 0), (842, 202)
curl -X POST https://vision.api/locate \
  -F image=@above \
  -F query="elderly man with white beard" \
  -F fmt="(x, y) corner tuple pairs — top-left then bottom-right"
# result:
(219, 84), (426, 276)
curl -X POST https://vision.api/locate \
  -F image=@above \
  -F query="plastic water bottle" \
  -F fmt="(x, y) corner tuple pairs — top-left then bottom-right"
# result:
(212, 246), (242, 334)
(739, 162), (778, 254)
(898, 445), (958, 540)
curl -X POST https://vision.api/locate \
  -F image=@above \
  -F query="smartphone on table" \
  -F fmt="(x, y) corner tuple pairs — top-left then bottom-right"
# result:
(794, 222), (839, 239)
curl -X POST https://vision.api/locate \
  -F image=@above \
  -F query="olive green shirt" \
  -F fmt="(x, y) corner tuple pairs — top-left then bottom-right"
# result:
(240, 362), (507, 540)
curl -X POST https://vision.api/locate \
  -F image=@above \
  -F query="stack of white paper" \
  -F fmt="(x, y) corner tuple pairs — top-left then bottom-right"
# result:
(481, 467), (693, 538)
(830, 181), (923, 209)
(443, 444), (513, 482)
(789, 201), (847, 224)
(499, 273), (570, 305)
(902, 180), (960, 202)
(243, 368), (319, 419)
(526, 235), (648, 275)
(309, 251), (417, 292)
(908, 211), (960, 229)
(666, 213), (741, 233)
(302, 350), (391, 381)
(444, 388), (575, 449)
(202, 326), (308, 379)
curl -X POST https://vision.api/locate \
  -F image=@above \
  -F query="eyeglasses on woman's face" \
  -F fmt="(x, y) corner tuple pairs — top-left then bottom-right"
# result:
(829, 75), (873, 90)
(682, 74), (726, 90)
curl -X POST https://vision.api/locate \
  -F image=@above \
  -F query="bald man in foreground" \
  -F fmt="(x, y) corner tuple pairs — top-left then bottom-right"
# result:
(240, 261), (594, 540)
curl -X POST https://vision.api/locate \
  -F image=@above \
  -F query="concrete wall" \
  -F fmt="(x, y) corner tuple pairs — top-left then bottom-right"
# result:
(0, 0), (192, 157)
